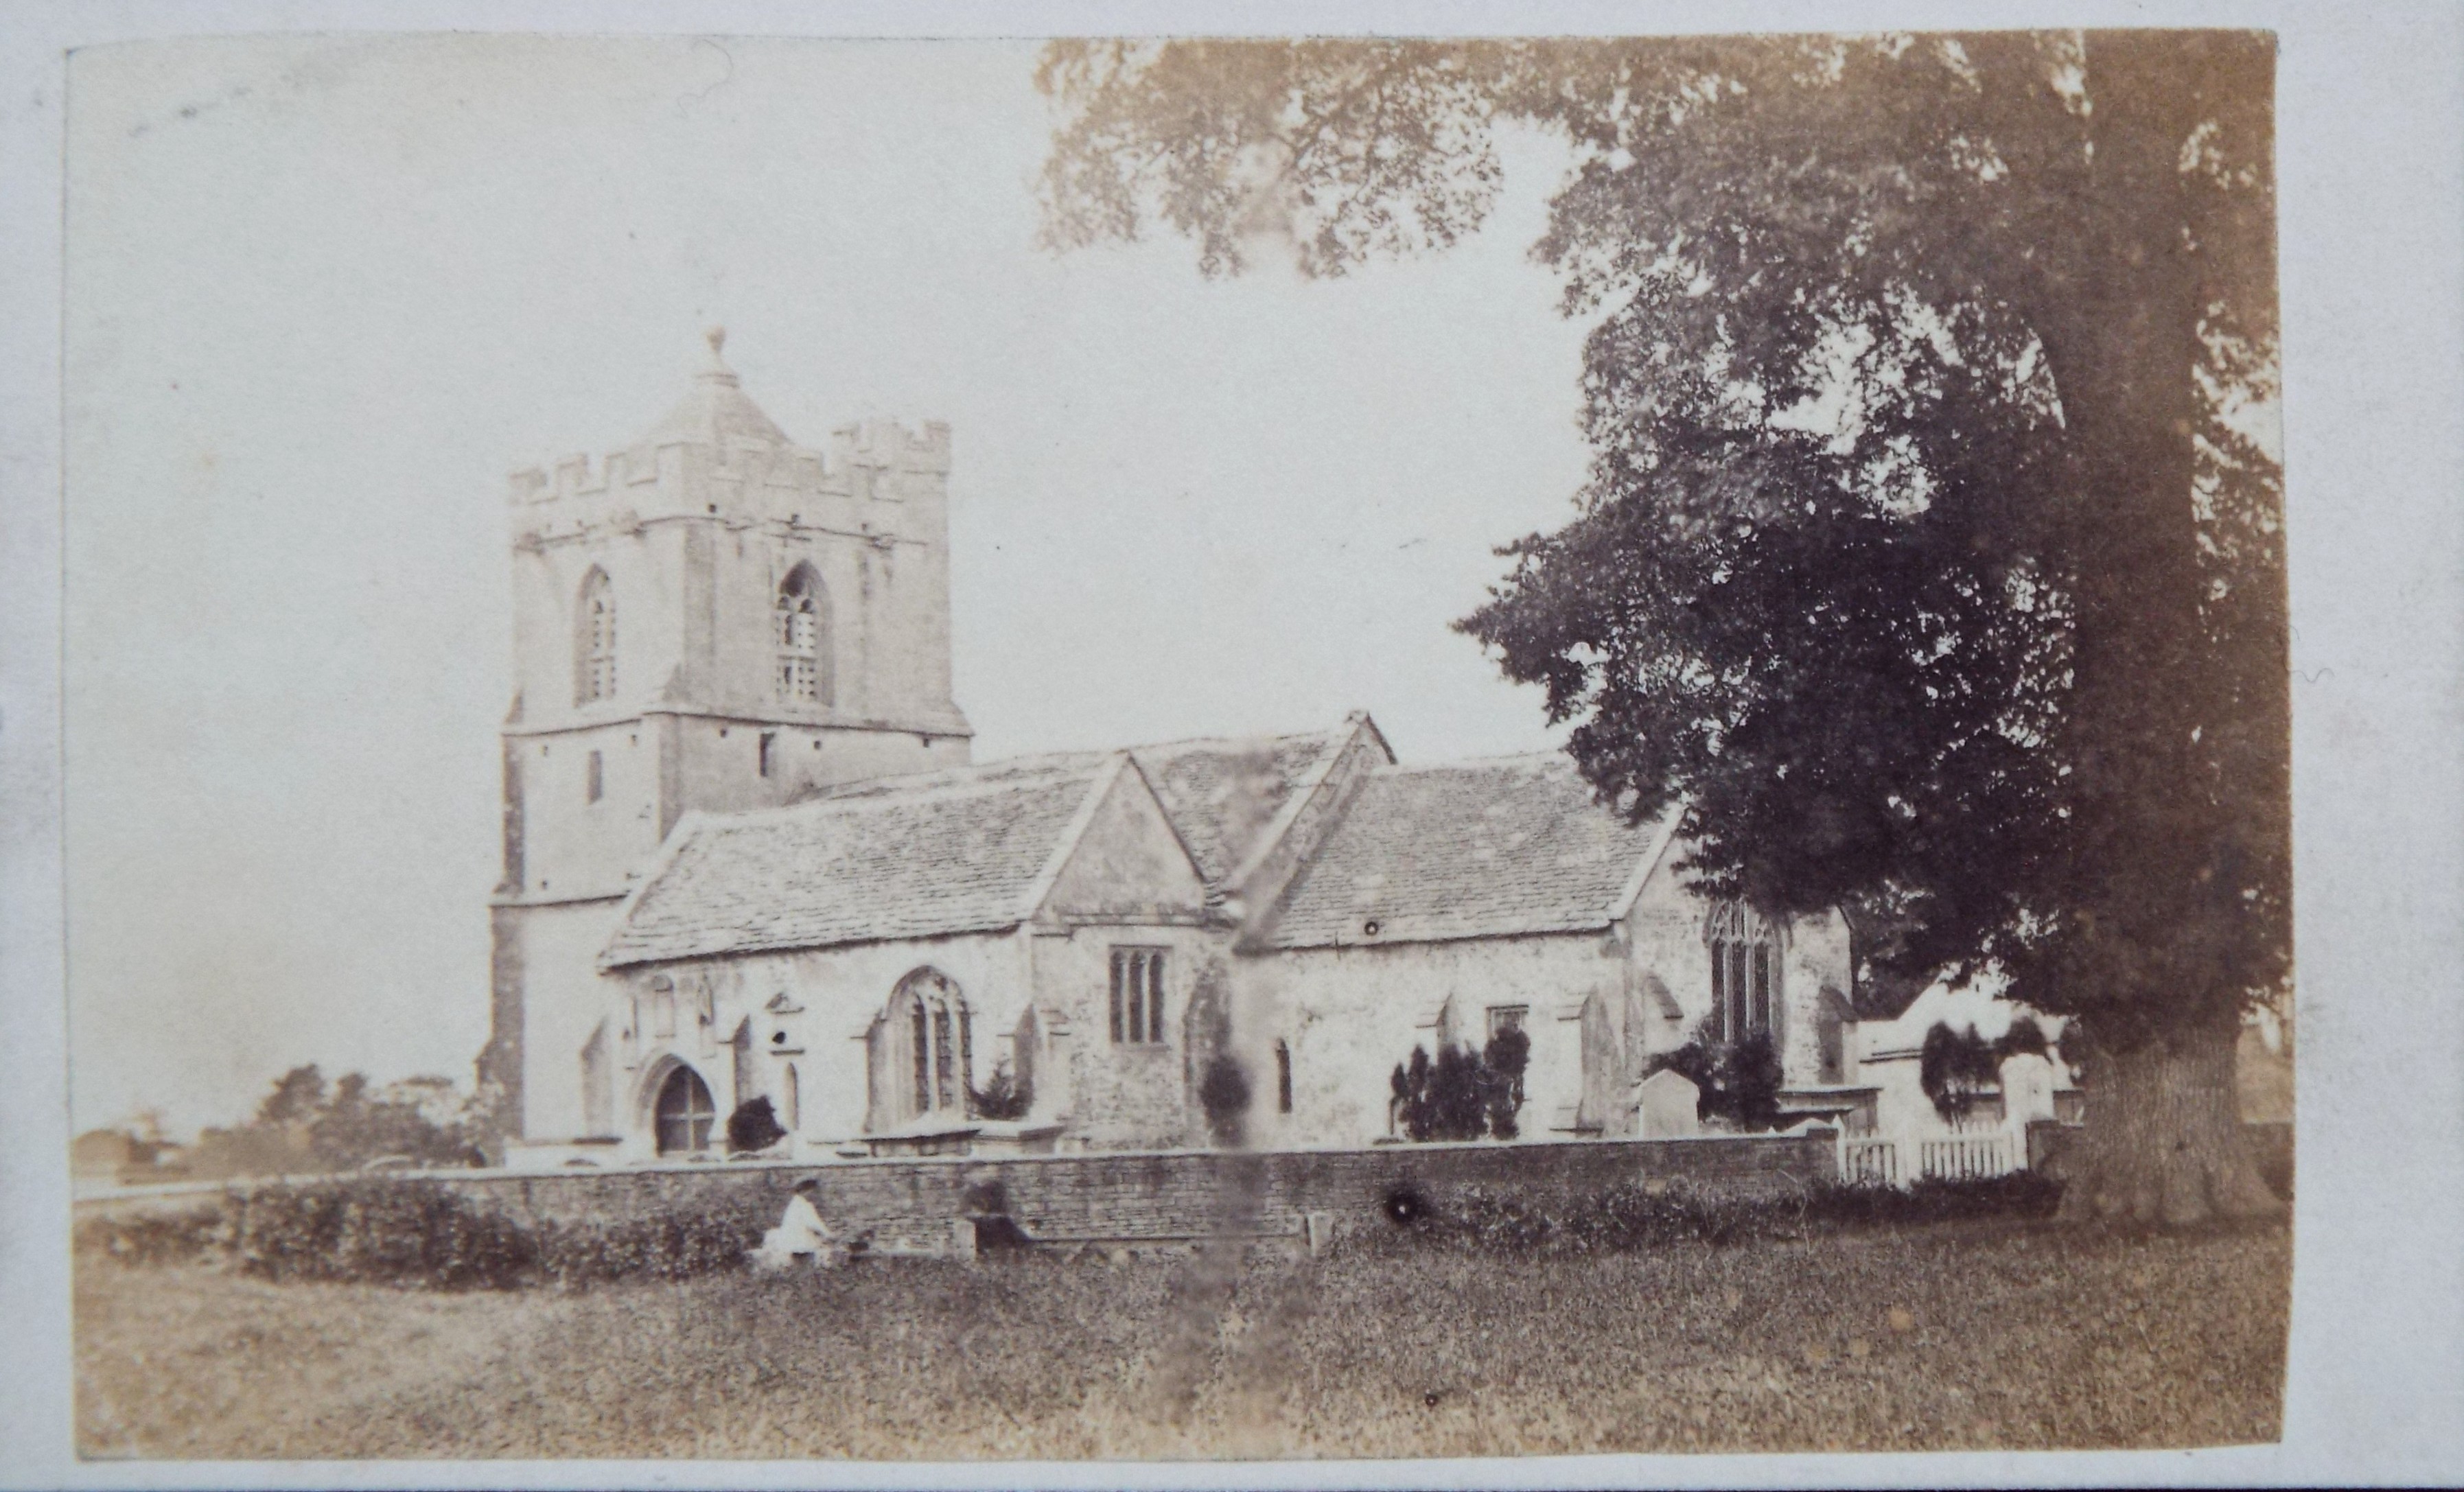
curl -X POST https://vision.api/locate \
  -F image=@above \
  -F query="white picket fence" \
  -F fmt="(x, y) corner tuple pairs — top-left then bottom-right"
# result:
(1841, 1137), (1901, 1186)
(1839, 1131), (2019, 1187)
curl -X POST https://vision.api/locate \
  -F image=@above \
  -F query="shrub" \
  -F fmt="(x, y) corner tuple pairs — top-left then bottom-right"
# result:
(228, 1177), (539, 1290)
(1198, 1053), (1253, 1146)
(533, 1203), (767, 1288)
(968, 1058), (1033, 1121)
(1390, 1037), (1524, 1142)
(1646, 1028), (1785, 1131)
(80, 1176), (774, 1292)
(725, 1096), (788, 1155)
(1380, 1171), (2063, 1255)
(1920, 1022), (2003, 1122)
(1485, 1026), (1530, 1141)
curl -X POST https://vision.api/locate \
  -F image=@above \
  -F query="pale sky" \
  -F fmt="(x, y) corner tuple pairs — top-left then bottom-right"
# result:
(64, 36), (1599, 1135)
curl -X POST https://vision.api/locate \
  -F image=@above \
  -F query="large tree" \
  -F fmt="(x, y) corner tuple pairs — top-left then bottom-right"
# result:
(1038, 32), (2287, 1224)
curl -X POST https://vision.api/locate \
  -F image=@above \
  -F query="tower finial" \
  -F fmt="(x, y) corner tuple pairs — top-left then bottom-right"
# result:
(704, 325), (728, 363)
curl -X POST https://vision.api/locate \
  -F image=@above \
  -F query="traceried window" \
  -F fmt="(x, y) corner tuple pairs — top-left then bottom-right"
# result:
(1706, 902), (1781, 1047)
(867, 968), (971, 1130)
(576, 568), (616, 704)
(774, 563), (830, 705)
(1109, 948), (1167, 1045)
(1487, 1005), (1528, 1040)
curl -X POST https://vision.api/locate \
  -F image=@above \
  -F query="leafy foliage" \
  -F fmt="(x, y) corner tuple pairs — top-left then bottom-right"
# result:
(1918, 1016), (2058, 1121)
(968, 1058), (1034, 1121)
(1036, 35), (2288, 1064)
(1386, 1172), (2064, 1255)
(1646, 1027), (1785, 1132)
(1197, 1053), (1253, 1146)
(1484, 1025), (1531, 1140)
(1919, 1023), (2004, 1123)
(183, 1064), (486, 1180)
(726, 1096), (789, 1156)
(75, 1178), (771, 1292)
(1390, 1037), (1526, 1142)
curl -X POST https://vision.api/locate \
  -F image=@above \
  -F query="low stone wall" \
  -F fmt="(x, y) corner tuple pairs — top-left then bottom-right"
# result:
(470, 1132), (1839, 1248)
(74, 1132), (1839, 1250)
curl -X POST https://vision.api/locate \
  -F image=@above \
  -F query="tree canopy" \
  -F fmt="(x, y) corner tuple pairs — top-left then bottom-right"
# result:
(1039, 33), (2286, 1050)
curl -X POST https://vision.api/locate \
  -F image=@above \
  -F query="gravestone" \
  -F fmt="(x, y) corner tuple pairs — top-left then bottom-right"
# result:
(1638, 1068), (1701, 1137)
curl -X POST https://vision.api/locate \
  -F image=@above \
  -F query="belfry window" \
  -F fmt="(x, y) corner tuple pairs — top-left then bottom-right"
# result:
(775, 563), (830, 705)
(1706, 902), (1781, 1047)
(576, 568), (616, 704)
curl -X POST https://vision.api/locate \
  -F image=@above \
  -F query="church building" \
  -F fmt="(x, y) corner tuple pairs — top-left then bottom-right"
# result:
(476, 336), (1868, 1168)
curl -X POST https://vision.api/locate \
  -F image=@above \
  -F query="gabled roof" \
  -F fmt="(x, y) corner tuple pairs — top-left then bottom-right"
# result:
(594, 717), (1375, 970)
(1257, 754), (1671, 950)
(599, 754), (1122, 968)
(1126, 727), (1351, 889)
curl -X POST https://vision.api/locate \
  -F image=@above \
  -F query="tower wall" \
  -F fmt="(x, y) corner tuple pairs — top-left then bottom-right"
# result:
(483, 343), (972, 1146)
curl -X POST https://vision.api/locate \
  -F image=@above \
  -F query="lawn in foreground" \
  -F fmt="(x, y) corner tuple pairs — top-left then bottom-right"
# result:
(76, 1215), (2286, 1460)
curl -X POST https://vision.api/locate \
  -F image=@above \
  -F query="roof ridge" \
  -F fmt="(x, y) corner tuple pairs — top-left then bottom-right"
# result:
(1370, 750), (1578, 776)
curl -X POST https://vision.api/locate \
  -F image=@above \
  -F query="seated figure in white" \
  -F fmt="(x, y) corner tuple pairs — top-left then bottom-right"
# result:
(754, 1178), (839, 1270)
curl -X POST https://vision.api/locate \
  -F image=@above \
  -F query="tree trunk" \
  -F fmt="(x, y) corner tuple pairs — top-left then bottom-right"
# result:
(2054, 1014), (2286, 1226)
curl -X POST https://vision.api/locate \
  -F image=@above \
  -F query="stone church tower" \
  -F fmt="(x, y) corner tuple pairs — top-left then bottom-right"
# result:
(476, 331), (971, 1148)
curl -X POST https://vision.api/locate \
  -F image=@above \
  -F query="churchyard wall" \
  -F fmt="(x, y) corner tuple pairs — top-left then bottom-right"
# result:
(76, 1130), (1839, 1256)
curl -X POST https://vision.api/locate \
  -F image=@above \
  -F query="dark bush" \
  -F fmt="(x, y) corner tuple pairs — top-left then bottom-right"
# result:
(725, 1096), (787, 1155)
(968, 1058), (1034, 1121)
(80, 1177), (771, 1293)
(1390, 1037), (1525, 1142)
(1646, 1028), (1785, 1130)
(533, 1203), (767, 1288)
(229, 1177), (539, 1289)
(1198, 1053), (1253, 1147)
(1920, 1022), (2004, 1122)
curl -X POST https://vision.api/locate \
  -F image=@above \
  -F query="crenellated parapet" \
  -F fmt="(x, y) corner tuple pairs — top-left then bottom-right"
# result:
(832, 417), (953, 478)
(507, 420), (948, 548)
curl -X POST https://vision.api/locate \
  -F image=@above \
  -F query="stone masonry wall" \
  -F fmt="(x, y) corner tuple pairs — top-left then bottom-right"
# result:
(80, 1132), (1839, 1255)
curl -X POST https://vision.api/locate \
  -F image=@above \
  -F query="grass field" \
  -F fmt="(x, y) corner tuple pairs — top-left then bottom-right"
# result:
(75, 1215), (2288, 1460)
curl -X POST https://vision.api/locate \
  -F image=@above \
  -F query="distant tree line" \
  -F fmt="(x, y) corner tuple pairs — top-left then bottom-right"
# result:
(173, 1065), (487, 1178)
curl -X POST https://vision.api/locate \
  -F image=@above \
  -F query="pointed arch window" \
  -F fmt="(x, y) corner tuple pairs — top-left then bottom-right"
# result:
(576, 568), (617, 704)
(867, 968), (971, 1131)
(1705, 902), (1781, 1047)
(653, 1064), (716, 1155)
(775, 563), (831, 705)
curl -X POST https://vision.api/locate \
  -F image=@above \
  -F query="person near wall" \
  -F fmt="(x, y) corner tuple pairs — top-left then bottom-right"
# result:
(754, 1177), (839, 1270)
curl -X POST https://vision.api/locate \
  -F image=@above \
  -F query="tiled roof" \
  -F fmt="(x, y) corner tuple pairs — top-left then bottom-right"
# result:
(1127, 730), (1341, 888)
(1259, 754), (1666, 949)
(600, 756), (1111, 968)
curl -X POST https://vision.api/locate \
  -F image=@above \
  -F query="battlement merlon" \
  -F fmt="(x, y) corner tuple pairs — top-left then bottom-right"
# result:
(832, 418), (953, 476)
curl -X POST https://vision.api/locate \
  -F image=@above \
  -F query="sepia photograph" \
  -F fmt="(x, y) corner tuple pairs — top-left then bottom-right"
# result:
(10, 10), (2443, 1479)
